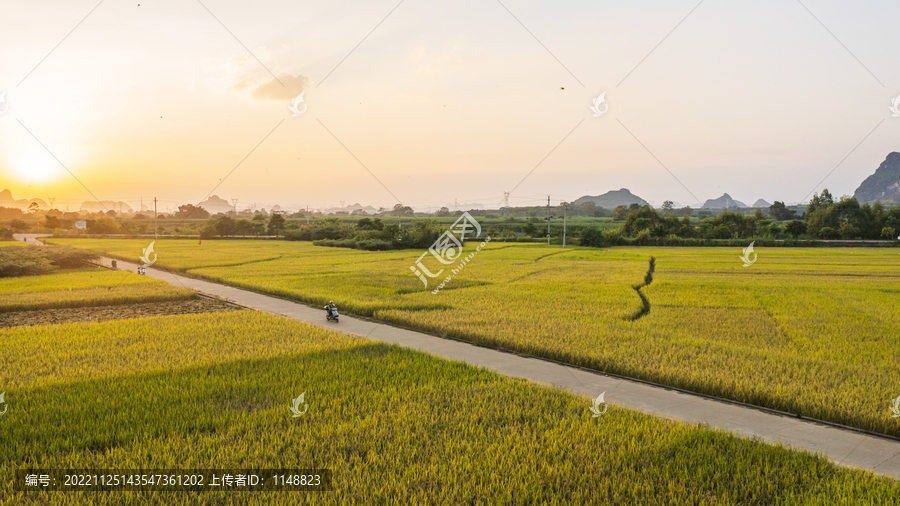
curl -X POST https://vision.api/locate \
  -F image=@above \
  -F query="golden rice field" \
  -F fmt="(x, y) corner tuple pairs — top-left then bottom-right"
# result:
(0, 268), (196, 313)
(2, 309), (898, 504)
(53, 239), (900, 437)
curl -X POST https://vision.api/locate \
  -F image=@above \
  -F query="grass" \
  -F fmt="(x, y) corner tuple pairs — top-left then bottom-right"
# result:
(52, 239), (900, 437)
(1, 310), (898, 504)
(0, 268), (196, 312)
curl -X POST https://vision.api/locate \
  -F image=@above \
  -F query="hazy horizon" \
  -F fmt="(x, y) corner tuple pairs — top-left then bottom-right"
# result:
(2, 0), (899, 212)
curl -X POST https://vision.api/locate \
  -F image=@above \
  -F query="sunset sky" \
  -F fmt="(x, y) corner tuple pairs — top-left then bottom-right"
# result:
(1, 0), (899, 212)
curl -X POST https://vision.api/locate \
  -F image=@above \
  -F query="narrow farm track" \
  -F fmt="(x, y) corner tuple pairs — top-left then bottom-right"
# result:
(629, 257), (655, 321)
(13, 236), (900, 480)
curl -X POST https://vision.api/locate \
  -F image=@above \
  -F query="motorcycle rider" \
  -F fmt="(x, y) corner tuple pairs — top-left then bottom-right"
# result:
(325, 300), (338, 320)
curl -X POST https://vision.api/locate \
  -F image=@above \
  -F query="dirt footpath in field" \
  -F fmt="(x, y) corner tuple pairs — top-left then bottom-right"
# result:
(0, 299), (241, 328)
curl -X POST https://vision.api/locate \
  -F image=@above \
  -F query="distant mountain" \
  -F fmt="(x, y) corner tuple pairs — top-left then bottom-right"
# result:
(198, 195), (235, 215)
(751, 199), (771, 208)
(0, 189), (49, 210)
(81, 201), (133, 213)
(324, 203), (380, 214)
(573, 188), (648, 209)
(701, 193), (747, 209)
(854, 152), (900, 204)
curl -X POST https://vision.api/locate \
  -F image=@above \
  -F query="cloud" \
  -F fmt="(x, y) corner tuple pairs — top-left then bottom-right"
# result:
(220, 46), (310, 99)
(251, 73), (311, 100)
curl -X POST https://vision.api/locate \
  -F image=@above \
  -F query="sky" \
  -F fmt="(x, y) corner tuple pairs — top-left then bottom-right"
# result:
(0, 0), (899, 212)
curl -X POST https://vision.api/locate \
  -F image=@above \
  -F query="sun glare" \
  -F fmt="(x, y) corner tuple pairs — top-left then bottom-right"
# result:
(14, 151), (60, 183)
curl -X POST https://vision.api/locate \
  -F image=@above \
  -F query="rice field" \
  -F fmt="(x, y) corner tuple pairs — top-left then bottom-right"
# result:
(0, 268), (196, 312)
(52, 239), (900, 437)
(2, 310), (898, 504)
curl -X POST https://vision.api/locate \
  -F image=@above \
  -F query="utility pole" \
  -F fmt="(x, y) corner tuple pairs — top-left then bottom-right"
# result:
(306, 205), (309, 225)
(154, 197), (158, 239)
(231, 198), (238, 214)
(563, 204), (568, 248)
(547, 196), (551, 245)
(48, 197), (55, 210)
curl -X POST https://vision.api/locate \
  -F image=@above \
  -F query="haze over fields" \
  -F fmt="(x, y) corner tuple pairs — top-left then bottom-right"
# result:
(1, 0), (899, 212)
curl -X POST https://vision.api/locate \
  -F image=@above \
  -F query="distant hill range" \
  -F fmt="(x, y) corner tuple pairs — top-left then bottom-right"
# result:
(0, 189), (48, 210)
(854, 152), (900, 204)
(81, 201), (133, 213)
(324, 202), (379, 214)
(573, 188), (648, 208)
(198, 195), (235, 215)
(751, 199), (771, 208)
(701, 193), (747, 209)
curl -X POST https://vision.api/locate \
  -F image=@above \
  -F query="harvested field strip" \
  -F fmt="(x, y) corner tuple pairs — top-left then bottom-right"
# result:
(0, 299), (239, 328)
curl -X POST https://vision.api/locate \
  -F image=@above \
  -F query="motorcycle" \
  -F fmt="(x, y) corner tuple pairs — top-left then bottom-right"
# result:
(325, 305), (339, 323)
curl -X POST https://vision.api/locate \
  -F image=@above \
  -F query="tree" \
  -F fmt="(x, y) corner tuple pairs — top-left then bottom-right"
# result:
(199, 222), (218, 239)
(86, 218), (120, 234)
(582, 201), (598, 217)
(356, 218), (384, 230)
(805, 190), (834, 220)
(11, 219), (29, 232)
(44, 216), (65, 229)
(267, 213), (287, 235)
(611, 205), (628, 221)
(214, 216), (236, 236)
(175, 204), (210, 220)
(392, 204), (414, 216)
(250, 215), (267, 236)
(435, 207), (451, 217)
(234, 219), (253, 236)
(785, 220), (807, 237)
(27, 202), (39, 214)
(661, 201), (675, 214)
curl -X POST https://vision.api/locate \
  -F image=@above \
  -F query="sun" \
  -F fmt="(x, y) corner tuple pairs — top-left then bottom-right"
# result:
(14, 150), (60, 183)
